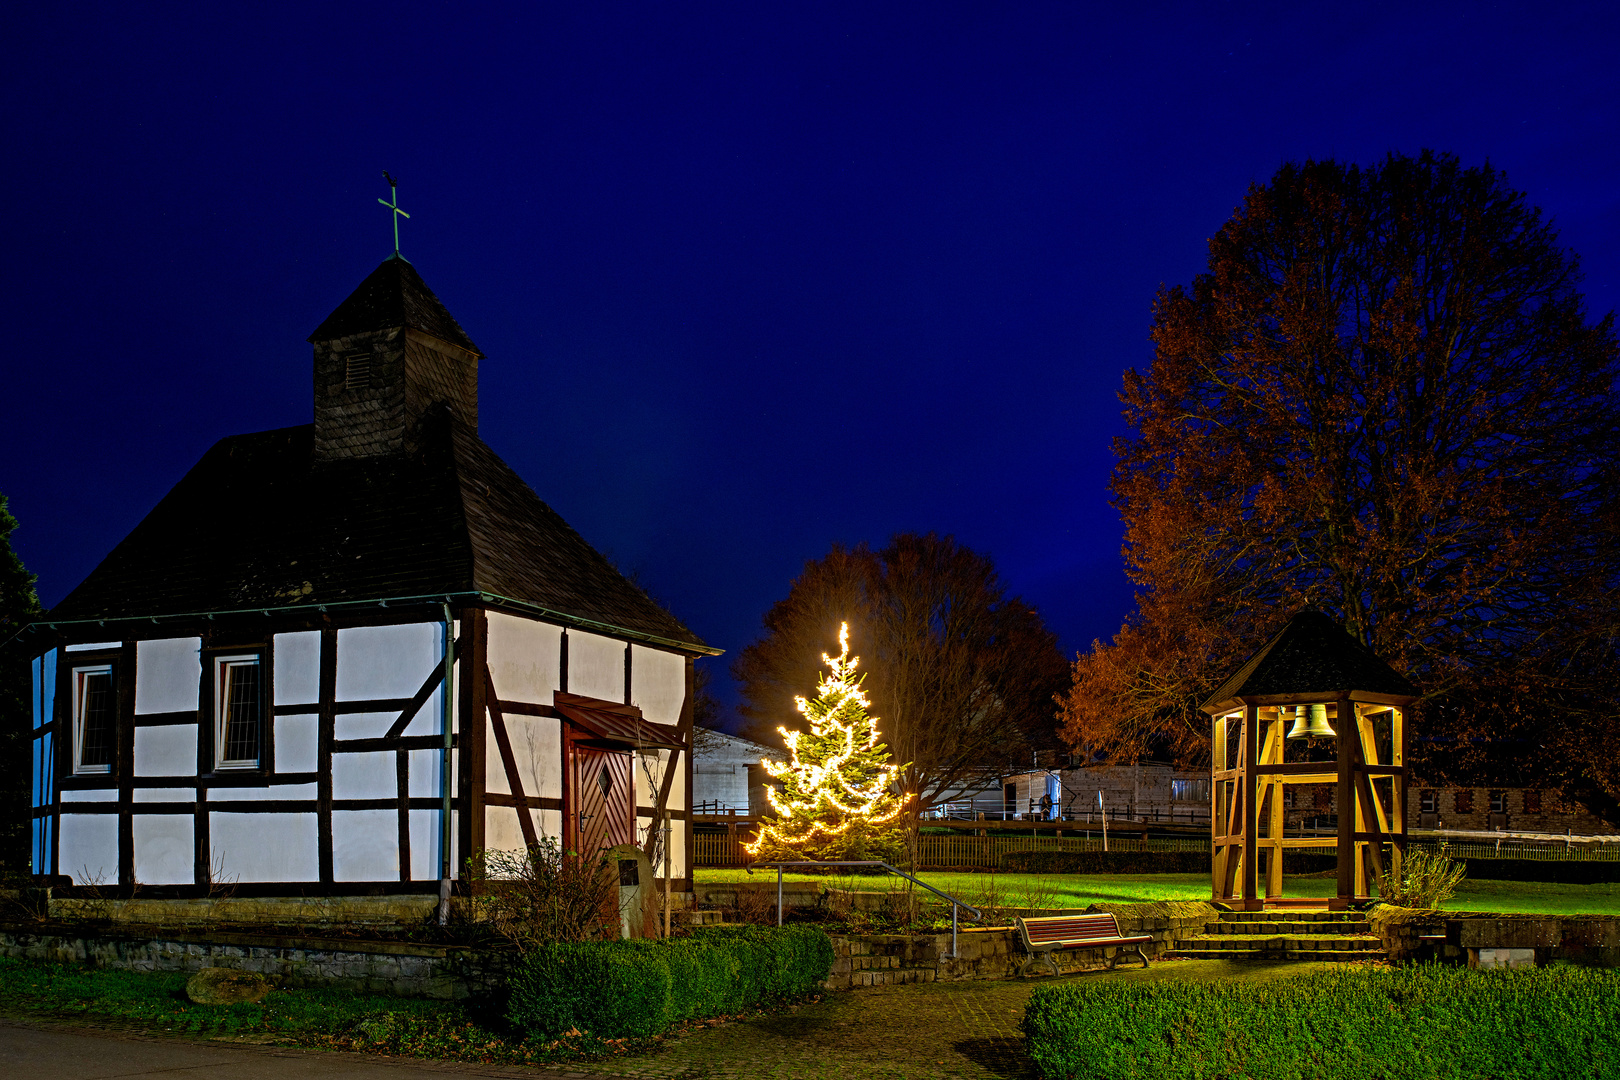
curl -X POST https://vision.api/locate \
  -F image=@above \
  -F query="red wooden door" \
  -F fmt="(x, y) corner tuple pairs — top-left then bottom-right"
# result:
(566, 740), (633, 857)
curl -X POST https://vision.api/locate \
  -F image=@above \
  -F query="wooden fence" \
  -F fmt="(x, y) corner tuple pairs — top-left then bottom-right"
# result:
(1408, 840), (1620, 862)
(692, 832), (1620, 869)
(692, 832), (1208, 870)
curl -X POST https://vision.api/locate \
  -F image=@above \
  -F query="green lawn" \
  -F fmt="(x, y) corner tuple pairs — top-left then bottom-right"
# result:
(695, 868), (1620, 915)
(0, 957), (638, 1066)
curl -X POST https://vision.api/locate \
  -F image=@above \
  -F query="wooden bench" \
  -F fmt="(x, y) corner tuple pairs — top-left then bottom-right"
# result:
(1015, 913), (1152, 976)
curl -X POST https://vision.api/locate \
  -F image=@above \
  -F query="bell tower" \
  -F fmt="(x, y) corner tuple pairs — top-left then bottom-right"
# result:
(307, 255), (483, 460)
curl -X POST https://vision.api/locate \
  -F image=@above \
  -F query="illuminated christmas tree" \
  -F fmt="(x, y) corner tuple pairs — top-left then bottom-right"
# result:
(746, 623), (910, 863)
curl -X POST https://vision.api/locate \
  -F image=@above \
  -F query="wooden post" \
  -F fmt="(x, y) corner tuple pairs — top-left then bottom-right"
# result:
(1210, 710), (1226, 901)
(1265, 708), (1285, 899)
(1241, 703), (1259, 910)
(1334, 695), (1354, 908)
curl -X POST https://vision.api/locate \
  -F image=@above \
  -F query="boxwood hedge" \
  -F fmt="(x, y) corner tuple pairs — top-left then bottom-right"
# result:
(1024, 963), (1620, 1079)
(506, 924), (833, 1040)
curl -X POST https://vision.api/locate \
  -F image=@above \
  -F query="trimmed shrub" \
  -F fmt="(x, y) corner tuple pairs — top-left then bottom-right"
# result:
(1024, 963), (1620, 1080)
(506, 925), (833, 1041)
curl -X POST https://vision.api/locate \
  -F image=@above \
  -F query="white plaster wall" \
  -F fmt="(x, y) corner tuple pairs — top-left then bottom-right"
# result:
(135, 638), (200, 714)
(631, 646), (685, 724)
(335, 711), (397, 740)
(274, 631), (321, 705)
(632, 749), (668, 808)
(61, 789), (118, 802)
(213, 812), (318, 883)
(132, 815), (194, 885)
(133, 726), (197, 777)
(276, 714), (318, 773)
(636, 814), (687, 879)
(487, 613), (560, 705)
(567, 631), (625, 702)
(399, 693), (443, 737)
(537, 807), (562, 841)
(59, 814), (118, 884)
(667, 755), (687, 809)
(332, 809), (399, 881)
(406, 748), (441, 799)
(332, 752), (396, 801)
(668, 825), (687, 881)
(408, 809), (458, 880)
(208, 783), (318, 804)
(336, 623), (441, 701)
(134, 787), (195, 803)
(504, 715), (562, 801)
(484, 806), (525, 857)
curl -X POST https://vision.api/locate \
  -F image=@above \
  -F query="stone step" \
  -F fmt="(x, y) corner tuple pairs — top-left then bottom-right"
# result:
(1218, 919), (1367, 926)
(1169, 947), (1385, 961)
(1181, 933), (1382, 950)
(1209, 920), (1371, 936)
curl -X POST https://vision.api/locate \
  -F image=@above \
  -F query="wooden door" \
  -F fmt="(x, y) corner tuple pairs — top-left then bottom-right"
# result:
(567, 740), (633, 857)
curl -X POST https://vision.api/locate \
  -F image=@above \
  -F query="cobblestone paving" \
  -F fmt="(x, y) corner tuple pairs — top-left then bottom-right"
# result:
(575, 979), (1041, 1080)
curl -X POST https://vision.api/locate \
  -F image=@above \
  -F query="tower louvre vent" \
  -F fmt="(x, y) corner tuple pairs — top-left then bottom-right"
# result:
(344, 350), (372, 390)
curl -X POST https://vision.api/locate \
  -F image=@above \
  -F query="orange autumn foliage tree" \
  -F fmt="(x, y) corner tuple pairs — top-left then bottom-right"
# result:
(1064, 152), (1620, 804)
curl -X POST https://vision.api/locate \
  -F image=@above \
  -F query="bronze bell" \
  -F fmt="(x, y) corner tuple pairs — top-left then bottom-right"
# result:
(1285, 703), (1336, 740)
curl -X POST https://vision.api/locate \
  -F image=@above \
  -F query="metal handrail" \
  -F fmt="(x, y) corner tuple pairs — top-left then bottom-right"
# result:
(748, 859), (983, 958)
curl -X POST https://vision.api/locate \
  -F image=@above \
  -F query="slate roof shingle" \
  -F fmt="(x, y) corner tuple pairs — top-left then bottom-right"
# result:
(48, 410), (710, 652)
(1201, 609), (1416, 711)
(308, 255), (483, 356)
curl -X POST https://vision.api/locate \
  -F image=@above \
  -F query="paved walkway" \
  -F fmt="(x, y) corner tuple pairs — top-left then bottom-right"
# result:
(2, 961), (1332, 1080)
(0, 979), (1041, 1080)
(577, 979), (1040, 1080)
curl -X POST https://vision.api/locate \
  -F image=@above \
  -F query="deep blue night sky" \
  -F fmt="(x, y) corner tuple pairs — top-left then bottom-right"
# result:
(4, 3), (1617, 724)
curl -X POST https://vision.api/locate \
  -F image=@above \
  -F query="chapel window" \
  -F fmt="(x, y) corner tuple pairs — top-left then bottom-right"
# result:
(73, 663), (117, 774)
(214, 654), (263, 769)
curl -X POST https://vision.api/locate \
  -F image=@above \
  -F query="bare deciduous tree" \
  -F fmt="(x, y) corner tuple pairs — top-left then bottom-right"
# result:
(735, 533), (1069, 811)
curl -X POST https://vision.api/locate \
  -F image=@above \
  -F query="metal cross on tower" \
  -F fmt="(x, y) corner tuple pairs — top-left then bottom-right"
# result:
(378, 171), (410, 255)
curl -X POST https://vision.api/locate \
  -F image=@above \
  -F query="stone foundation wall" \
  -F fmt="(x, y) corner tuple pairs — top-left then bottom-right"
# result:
(0, 924), (506, 999)
(1371, 908), (1620, 968)
(822, 902), (1218, 990)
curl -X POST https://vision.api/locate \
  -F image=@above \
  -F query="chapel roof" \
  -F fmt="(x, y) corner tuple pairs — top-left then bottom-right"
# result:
(1200, 609), (1417, 711)
(46, 410), (711, 652)
(308, 254), (483, 356)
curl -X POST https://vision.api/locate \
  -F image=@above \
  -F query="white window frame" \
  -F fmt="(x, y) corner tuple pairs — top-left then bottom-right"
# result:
(213, 653), (263, 770)
(72, 663), (116, 775)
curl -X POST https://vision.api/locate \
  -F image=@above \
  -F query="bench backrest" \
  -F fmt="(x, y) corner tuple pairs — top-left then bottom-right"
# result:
(1019, 913), (1125, 947)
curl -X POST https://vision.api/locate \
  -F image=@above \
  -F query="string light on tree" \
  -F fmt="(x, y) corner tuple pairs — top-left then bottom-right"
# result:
(746, 623), (911, 862)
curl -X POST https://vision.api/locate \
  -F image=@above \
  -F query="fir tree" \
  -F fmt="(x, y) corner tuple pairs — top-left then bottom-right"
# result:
(747, 623), (910, 863)
(0, 493), (42, 875)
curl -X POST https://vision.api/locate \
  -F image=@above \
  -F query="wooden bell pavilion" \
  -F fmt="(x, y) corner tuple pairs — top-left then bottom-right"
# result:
(1201, 610), (1418, 910)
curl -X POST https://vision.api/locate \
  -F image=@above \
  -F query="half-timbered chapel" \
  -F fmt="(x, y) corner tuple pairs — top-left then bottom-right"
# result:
(24, 254), (717, 906)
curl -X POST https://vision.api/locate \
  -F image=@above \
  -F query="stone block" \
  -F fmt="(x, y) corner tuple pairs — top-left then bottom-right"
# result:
(1473, 947), (1536, 970)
